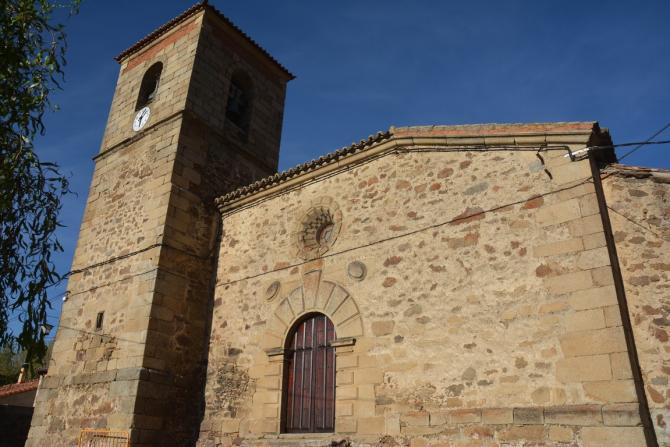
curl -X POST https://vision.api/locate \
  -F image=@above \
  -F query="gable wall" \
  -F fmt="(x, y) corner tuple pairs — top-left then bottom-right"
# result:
(604, 170), (670, 445)
(199, 138), (647, 446)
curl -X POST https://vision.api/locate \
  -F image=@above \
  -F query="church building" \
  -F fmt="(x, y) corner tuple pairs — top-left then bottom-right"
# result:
(26, 3), (670, 447)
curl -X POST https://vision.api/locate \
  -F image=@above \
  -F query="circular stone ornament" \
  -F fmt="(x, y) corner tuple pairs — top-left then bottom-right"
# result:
(347, 261), (367, 281)
(265, 281), (281, 301)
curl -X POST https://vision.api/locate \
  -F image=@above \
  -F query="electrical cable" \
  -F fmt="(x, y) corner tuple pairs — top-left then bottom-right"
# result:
(18, 135), (669, 342)
(618, 122), (670, 162)
(26, 173), (598, 344)
(606, 205), (668, 241)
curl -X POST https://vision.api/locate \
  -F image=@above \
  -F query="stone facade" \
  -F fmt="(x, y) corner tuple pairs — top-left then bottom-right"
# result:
(27, 4), (290, 447)
(28, 3), (669, 447)
(603, 166), (670, 445)
(195, 124), (662, 447)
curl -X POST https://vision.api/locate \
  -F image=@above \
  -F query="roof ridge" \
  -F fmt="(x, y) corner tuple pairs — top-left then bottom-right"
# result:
(114, 2), (294, 79)
(215, 121), (602, 210)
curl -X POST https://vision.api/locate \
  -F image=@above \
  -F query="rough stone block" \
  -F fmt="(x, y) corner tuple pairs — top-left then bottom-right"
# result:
(336, 370), (354, 385)
(591, 266), (614, 286)
(568, 285), (618, 310)
(498, 426), (545, 442)
(109, 380), (138, 397)
(559, 326), (627, 357)
(385, 413), (400, 436)
(535, 199), (582, 227)
(260, 418), (276, 433)
(357, 416), (384, 434)
(533, 238), (583, 257)
(602, 403), (642, 426)
(579, 193), (601, 216)
(581, 426), (646, 446)
(450, 409), (481, 424)
(604, 305), (623, 327)
(336, 401), (353, 417)
(356, 400), (376, 417)
(568, 213), (604, 237)
(552, 161), (593, 185)
(401, 425), (443, 436)
(481, 408), (513, 424)
(336, 385), (357, 400)
(336, 354), (358, 369)
(371, 320), (395, 336)
(358, 384), (375, 400)
(544, 270), (593, 295)
(262, 404), (278, 418)
(401, 411), (429, 427)
(429, 410), (449, 426)
(565, 308), (606, 332)
(549, 426), (574, 442)
(577, 247), (611, 270)
(355, 368), (384, 384)
(513, 407), (544, 424)
(610, 352), (633, 380)
(556, 355), (612, 382)
(544, 404), (603, 425)
(584, 232), (607, 250)
(583, 380), (637, 403)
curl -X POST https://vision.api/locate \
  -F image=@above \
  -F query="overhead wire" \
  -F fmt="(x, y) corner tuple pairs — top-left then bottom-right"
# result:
(37, 137), (669, 285)
(16, 135), (669, 342)
(606, 205), (668, 242)
(18, 174), (598, 344)
(618, 121), (670, 162)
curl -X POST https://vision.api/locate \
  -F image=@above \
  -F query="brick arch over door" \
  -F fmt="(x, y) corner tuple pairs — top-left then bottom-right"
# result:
(263, 271), (363, 352)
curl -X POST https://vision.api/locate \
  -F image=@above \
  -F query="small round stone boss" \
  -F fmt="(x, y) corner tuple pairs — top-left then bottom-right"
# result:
(347, 261), (367, 281)
(265, 281), (281, 301)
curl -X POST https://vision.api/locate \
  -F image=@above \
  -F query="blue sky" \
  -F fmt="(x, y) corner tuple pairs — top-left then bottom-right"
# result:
(22, 0), (670, 338)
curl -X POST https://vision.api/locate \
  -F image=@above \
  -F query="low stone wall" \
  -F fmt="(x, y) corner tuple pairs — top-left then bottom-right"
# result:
(0, 404), (34, 447)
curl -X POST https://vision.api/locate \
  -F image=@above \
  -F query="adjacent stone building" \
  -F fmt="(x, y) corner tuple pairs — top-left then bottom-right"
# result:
(27, 3), (670, 447)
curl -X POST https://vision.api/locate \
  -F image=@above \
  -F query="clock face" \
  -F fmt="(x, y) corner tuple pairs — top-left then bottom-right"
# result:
(132, 107), (151, 131)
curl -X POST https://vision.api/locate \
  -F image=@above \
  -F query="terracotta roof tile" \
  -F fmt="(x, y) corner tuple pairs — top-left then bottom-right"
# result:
(0, 379), (39, 398)
(392, 122), (597, 136)
(216, 122), (599, 209)
(603, 163), (670, 181)
(114, 1), (294, 79)
(216, 131), (392, 208)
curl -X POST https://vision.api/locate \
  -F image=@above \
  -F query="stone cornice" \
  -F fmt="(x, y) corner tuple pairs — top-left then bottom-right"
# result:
(216, 122), (604, 214)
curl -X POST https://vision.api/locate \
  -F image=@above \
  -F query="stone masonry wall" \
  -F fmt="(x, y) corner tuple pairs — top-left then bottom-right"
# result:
(29, 10), (203, 446)
(28, 114), (185, 446)
(198, 126), (647, 447)
(29, 7), (290, 446)
(141, 11), (289, 444)
(604, 167), (670, 446)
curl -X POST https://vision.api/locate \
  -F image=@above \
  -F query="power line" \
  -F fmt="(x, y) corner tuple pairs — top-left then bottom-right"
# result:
(606, 205), (668, 241)
(31, 137), (662, 287)
(25, 136), (666, 341)
(36, 173), (599, 343)
(213, 176), (598, 290)
(618, 122), (670, 162)
(56, 324), (145, 345)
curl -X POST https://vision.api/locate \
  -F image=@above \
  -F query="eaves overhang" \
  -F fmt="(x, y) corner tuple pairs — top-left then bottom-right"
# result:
(216, 122), (605, 214)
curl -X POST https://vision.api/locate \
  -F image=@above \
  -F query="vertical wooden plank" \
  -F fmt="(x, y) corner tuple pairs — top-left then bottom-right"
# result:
(314, 316), (325, 429)
(325, 317), (336, 430)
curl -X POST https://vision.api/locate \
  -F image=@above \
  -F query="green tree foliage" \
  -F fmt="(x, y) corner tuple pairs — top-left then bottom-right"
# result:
(0, 1), (79, 363)
(0, 341), (53, 385)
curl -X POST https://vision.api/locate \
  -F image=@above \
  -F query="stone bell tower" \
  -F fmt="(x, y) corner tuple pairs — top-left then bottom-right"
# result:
(27, 3), (293, 446)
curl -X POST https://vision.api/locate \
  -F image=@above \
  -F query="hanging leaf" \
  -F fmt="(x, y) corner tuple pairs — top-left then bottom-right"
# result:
(0, 0), (80, 364)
